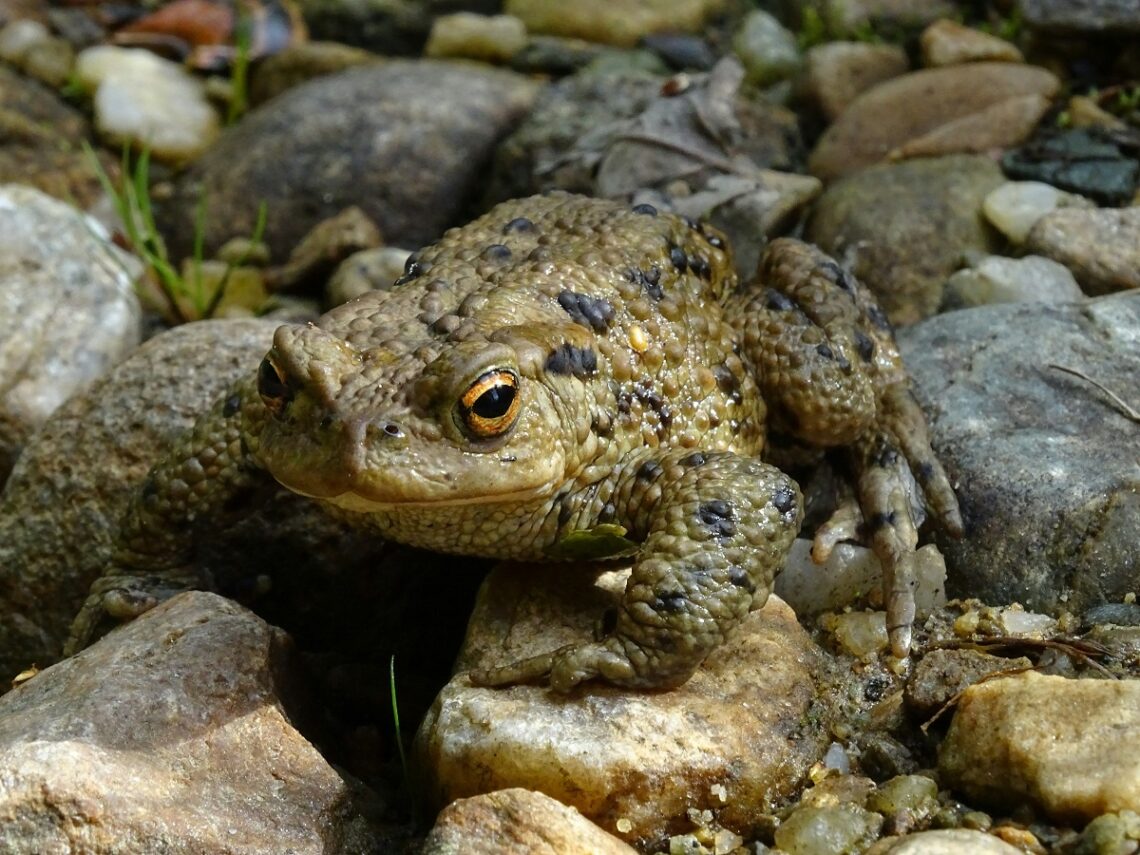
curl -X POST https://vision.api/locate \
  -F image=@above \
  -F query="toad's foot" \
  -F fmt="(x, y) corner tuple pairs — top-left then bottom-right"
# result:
(63, 568), (204, 656)
(473, 450), (802, 691)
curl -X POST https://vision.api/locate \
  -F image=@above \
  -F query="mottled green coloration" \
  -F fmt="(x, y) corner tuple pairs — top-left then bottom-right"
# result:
(68, 193), (961, 689)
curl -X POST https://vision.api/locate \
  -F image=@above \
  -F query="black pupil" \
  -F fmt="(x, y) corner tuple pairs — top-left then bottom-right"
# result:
(258, 358), (289, 399)
(472, 383), (515, 419)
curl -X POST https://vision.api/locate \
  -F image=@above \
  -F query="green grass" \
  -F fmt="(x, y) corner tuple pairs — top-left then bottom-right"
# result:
(226, 13), (254, 126)
(84, 141), (267, 323)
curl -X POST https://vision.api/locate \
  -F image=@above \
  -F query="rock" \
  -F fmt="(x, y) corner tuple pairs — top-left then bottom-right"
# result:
(18, 34), (73, 89)
(292, 0), (435, 55)
(504, 0), (725, 47)
(939, 672), (1140, 822)
(904, 648), (1032, 716)
(1073, 811), (1140, 854)
(774, 803), (883, 854)
(982, 180), (1095, 245)
(326, 246), (411, 305)
(424, 13), (527, 64)
(867, 775), (939, 835)
(1002, 128), (1140, 205)
(74, 46), (220, 164)
(1066, 94), (1128, 130)
(808, 63), (1060, 180)
(919, 19), (1023, 67)
(821, 0), (958, 34)
(160, 61), (537, 263)
(422, 788), (638, 855)
(0, 185), (141, 484)
(806, 155), (1004, 324)
(640, 32), (717, 71)
(799, 41), (910, 122)
(0, 66), (106, 208)
(0, 592), (387, 853)
(941, 254), (1084, 309)
(415, 562), (826, 844)
(898, 296), (1140, 614)
(869, 829), (1024, 854)
(248, 41), (383, 107)
(0, 19), (49, 65)
(732, 9), (801, 86)
(1020, 0), (1140, 33)
(1025, 206), (1140, 295)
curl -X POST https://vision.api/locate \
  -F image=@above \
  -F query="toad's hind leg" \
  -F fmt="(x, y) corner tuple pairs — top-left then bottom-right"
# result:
(472, 449), (802, 691)
(731, 238), (962, 657)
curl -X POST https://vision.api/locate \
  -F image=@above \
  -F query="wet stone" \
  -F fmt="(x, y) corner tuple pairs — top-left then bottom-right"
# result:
(1002, 128), (1140, 205)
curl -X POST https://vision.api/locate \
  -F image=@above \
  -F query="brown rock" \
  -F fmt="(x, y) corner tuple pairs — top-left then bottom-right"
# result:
(504, 0), (725, 47)
(415, 562), (826, 845)
(800, 41), (910, 122)
(423, 788), (638, 855)
(808, 63), (1060, 180)
(904, 648), (1031, 716)
(1025, 206), (1140, 295)
(919, 19), (1024, 67)
(0, 592), (387, 854)
(939, 672), (1140, 823)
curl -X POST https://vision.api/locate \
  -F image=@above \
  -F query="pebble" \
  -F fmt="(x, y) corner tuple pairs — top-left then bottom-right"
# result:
(0, 592), (387, 852)
(74, 46), (220, 163)
(732, 9), (802, 86)
(327, 246), (411, 305)
(942, 254), (1084, 309)
(421, 788), (637, 855)
(504, 0), (724, 47)
(799, 41), (910, 122)
(904, 648), (1033, 717)
(828, 611), (889, 660)
(809, 63), (1060, 180)
(0, 185), (141, 484)
(939, 671), (1140, 822)
(774, 803), (883, 854)
(425, 13), (528, 64)
(1026, 206), (1140, 294)
(982, 180), (1095, 244)
(248, 41), (382, 107)
(870, 829), (1024, 854)
(1020, 0), (1140, 33)
(899, 295), (1140, 614)
(919, 18), (1024, 67)
(0, 19), (49, 66)
(416, 563), (825, 843)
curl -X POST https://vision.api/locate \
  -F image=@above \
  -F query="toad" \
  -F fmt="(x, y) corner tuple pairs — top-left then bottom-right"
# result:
(67, 193), (961, 690)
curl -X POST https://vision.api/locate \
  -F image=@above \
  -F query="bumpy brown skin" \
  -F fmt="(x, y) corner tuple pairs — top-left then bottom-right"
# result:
(67, 193), (961, 690)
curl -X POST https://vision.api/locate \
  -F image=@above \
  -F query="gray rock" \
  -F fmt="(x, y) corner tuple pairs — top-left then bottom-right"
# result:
(416, 563), (827, 843)
(0, 591), (389, 853)
(905, 648), (1032, 716)
(1021, 0), (1140, 33)
(941, 254), (1084, 309)
(159, 61), (538, 263)
(0, 185), (141, 484)
(899, 294), (1140, 613)
(732, 9), (802, 86)
(806, 155), (1004, 324)
(1025, 206), (1140, 295)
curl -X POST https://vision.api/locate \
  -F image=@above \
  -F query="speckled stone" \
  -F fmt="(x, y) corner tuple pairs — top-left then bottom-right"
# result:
(1025, 206), (1140, 295)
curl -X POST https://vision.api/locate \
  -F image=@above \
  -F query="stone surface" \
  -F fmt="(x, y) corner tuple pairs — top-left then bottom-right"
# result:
(799, 41), (910, 122)
(941, 254), (1084, 309)
(0, 592), (386, 854)
(904, 648), (1032, 716)
(1021, 0), (1140, 33)
(1002, 128), (1139, 206)
(808, 63), (1060, 180)
(821, 0), (958, 33)
(1025, 206), (1140, 295)
(732, 8), (801, 86)
(806, 154), (1004, 324)
(424, 13), (527, 64)
(160, 61), (537, 263)
(248, 41), (383, 107)
(869, 829), (1023, 854)
(982, 180), (1095, 244)
(919, 19), (1023, 67)
(74, 46), (220, 164)
(326, 245), (411, 305)
(504, 0), (725, 47)
(939, 672), (1140, 822)
(422, 788), (637, 855)
(0, 185), (141, 484)
(899, 295), (1140, 614)
(416, 562), (826, 845)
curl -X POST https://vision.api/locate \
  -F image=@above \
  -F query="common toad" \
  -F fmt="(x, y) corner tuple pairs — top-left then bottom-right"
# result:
(67, 193), (961, 690)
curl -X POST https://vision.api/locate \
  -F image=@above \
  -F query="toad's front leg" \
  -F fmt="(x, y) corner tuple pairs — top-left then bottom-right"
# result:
(472, 449), (802, 691)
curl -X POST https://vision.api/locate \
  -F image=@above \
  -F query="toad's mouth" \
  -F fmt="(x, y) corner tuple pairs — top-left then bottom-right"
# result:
(278, 478), (556, 510)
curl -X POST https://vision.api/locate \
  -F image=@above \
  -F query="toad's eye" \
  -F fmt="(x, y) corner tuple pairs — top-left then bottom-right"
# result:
(258, 355), (293, 418)
(457, 369), (520, 439)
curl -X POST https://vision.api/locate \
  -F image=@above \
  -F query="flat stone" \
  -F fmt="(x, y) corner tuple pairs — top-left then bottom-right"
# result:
(422, 788), (638, 855)
(1025, 206), (1140, 295)
(1021, 0), (1140, 33)
(919, 19), (1023, 67)
(504, 0), (725, 47)
(806, 154), (1004, 324)
(415, 562), (826, 845)
(425, 13), (527, 64)
(0, 185), (141, 484)
(0, 592), (386, 853)
(800, 41), (910, 122)
(941, 254), (1084, 309)
(939, 672), (1140, 822)
(898, 295), (1140, 614)
(808, 63), (1060, 180)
